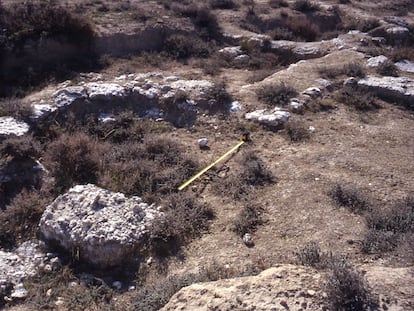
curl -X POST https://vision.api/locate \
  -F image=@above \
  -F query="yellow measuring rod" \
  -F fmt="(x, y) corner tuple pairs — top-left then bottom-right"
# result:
(178, 140), (246, 191)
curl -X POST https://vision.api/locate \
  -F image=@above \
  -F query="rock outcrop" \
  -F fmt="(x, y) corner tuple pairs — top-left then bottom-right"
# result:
(161, 264), (414, 311)
(0, 117), (29, 138)
(161, 265), (325, 311)
(358, 75), (414, 106)
(39, 184), (162, 267)
(245, 108), (289, 127)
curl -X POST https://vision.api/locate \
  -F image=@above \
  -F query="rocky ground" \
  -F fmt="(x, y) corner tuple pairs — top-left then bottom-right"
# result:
(0, 0), (413, 310)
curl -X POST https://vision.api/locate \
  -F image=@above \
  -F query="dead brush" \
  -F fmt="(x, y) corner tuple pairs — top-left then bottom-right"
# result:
(232, 205), (264, 237)
(257, 82), (297, 106)
(286, 121), (310, 142)
(325, 257), (377, 311)
(329, 183), (371, 214)
(362, 196), (414, 254)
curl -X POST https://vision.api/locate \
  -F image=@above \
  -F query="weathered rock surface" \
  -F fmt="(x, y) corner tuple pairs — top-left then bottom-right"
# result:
(0, 242), (48, 303)
(30, 73), (219, 126)
(39, 184), (162, 267)
(0, 117), (29, 138)
(162, 264), (414, 311)
(358, 75), (414, 106)
(395, 60), (414, 73)
(245, 108), (289, 127)
(367, 55), (389, 68)
(162, 265), (325, 311)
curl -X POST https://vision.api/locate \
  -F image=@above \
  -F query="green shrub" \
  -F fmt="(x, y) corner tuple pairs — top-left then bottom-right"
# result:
(257, 82), (297, 106)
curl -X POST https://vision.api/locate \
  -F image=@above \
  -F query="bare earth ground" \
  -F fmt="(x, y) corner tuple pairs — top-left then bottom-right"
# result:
(2, 0), (414, 310)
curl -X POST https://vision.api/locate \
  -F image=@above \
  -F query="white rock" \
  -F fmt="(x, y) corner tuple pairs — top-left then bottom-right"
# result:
(112, 281), (122, 290)
(85, 83), (126, 99)
(218, 46), (243, 59)
(198, 138), (208, 147)
(0, 117), (29, 137)
(53, 86), (87, 107)
(245, 109), (290, 127)
(243, 233), (254, 247)
(302, 87), (322, 99)
(98, 113), (116, 123)
(229, 101), (242, 113)
(344, 77), (358, 87)
(395, 60), (414, 73)
(233, 54), (250, 66)
(39, 184), (163, 267)
(31, 103), (57, 120)
(367, 55), (389, 67)
(288, 99), (305, 113)
(358, 75), (414, 104)
(10, 283), (28, 299)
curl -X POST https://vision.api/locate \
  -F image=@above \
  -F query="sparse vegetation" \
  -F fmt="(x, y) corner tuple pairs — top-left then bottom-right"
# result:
(293, 0), (320, 12)
(233, 205), (264, 237)
(325, 257), (376, 311)
(257, 83), (297, 106)
(149, 193), (214, 257)
(336, 88), (382, 111)
(377, 59), (399, 77)
(362, 196), (414, 253)
(210, 0), (238, 10)
(294, 241), (326, 268)
(329, 183), (371, 214)
(286, 121), (310, 142)
(0, 98), (33, 120)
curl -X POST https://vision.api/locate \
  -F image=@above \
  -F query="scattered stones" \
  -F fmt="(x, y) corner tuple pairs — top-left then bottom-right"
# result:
(288, 99), (305, 113)
(0, 117), (29, 138)
(245, 108), (290, 127)
(39, 184), (163, 267)
(367, 55), (389, 67)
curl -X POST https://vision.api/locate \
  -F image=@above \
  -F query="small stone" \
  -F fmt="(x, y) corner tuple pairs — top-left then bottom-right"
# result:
(46, 289), (52, 297)
(128, 285), (136, 291)
(243, 233), (254, 247)
(10, 284), (28, 299)
(112, 281), (122, 290)
(308, 126), (315, 132)
(307, 289), (316, 296)
(198, 138), (208, 147)
(55, 297), (65, 306)
(69, 281), (79, 287)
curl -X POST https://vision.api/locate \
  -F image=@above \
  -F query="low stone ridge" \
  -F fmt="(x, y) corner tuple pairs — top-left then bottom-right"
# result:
(0, 117), (29, 138)
(358, 75), (414, 106)
(39, 184), (162, 267)
(29, 73), (218, 126)
(161, 264), (324, 311)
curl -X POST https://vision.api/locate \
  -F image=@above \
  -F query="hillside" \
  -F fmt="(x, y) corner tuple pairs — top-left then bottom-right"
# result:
(0, 0), (413, 310)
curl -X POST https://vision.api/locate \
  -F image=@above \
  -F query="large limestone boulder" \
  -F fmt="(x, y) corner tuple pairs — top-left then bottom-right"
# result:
(39, 184), (162, 267)
(161, 264), (413, 311)
(162, 265), (325, 311)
